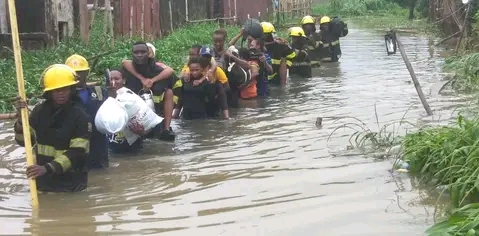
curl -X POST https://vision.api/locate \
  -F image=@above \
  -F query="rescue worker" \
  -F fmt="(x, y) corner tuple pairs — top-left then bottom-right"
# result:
(176, 46), (230, 119)
(288, 27), (312, 78)
(65, 54), (109, 169)
(14, 64), (91, 192)
(318, 16), (341, 62)
(300, 15), (322, 67)
(261, 21), (296, 86)
(123, 41), (176, 141)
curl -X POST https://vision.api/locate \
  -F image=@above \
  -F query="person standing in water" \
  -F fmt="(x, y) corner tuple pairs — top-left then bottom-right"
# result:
(107, 69), (148, 153)
(123, 42), (176, 141)
(14, 64), (91, 192)
(260, 22), (296, 86)
(65, 54), (109, 169)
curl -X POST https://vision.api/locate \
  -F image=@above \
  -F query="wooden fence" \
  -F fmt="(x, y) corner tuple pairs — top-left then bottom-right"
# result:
(112, 0), (242, 39)
(274, 0), (312, 26)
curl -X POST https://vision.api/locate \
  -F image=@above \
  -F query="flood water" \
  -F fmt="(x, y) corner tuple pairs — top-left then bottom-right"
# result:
(0, 24), (471, 235)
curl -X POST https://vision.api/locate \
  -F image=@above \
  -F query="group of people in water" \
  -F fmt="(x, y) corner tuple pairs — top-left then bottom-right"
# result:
(12, 15), (348, 193)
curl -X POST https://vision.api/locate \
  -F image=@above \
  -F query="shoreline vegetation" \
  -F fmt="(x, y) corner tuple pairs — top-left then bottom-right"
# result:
(314, 0), (479, 234)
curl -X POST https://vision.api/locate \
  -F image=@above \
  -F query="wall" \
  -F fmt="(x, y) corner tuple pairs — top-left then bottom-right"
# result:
(56, 0), (74, 37)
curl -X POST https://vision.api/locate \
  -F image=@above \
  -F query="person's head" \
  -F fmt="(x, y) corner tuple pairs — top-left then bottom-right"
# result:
(319, 16), (331, 31)
(187, 57), (203, 79)
(65, 54), (89, 86)
(300, 15), (316, 33)
(212, 28), (227, 51)
(41, 64), (79, 106)
(260, 22), (276, 42)
(288, 27), (307, 47)
(238, 48), (250, 60)
(189, 44), (202, 59)
(146, 43), (156, 59)
(109, 68), (126, 91)
(132, 41), (149, 65)
(249, 38), (265, 52)
(199, 46), (213, 67)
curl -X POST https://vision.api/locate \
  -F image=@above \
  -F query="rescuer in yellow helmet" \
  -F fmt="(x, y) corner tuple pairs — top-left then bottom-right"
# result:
(318, 16), (342, 62)
(288, 27), (312, 78)
(65, 54), (109, 170)
(13, 64), (91, 192)
(260, 21), (296, 86)
(300, 15), (322, 67)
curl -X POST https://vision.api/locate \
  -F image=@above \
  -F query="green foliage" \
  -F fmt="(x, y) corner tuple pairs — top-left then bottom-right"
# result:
(426, 203), (479, 236)
(402, 115), (479, 208)
(312, 0), (407, 17)
(0, 16), (240, 112)
(443, 53), (479, 92)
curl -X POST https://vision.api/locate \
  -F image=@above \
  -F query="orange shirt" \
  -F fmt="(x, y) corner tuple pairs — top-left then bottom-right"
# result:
(240, 61), (259, 99)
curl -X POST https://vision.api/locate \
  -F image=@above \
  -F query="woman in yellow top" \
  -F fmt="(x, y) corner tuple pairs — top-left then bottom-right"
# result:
(174, 46), (229, 119)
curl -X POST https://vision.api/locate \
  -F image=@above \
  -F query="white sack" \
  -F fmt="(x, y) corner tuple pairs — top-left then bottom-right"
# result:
(116, 87), (163, 145)
(94, 97), (129, 134)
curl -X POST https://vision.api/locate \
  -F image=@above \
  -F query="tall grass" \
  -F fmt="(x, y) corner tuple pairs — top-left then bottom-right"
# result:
(0, 16), (240, 112)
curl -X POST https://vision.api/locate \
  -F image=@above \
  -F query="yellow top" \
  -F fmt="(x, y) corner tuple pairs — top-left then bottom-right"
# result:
(181, 65), (228, 84)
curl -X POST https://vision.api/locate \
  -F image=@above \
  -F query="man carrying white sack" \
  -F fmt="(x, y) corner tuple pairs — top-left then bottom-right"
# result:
(95, 68), (174, 154)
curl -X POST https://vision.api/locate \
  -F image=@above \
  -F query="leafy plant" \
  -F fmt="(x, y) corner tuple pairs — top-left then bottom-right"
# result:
(327, 103), (413, 154)
(426, 203), (479, 236)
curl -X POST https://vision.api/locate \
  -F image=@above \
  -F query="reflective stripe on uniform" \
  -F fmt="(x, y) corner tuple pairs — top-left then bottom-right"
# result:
(70, 138), (90, 153)
(268, 72), (278, 80)
(153, 94), (179, 104)
(36, 145), (70, 171)
(271, 59), (293, 67)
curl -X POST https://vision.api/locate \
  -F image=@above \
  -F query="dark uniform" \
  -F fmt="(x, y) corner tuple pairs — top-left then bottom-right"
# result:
(108, 131), (143, 154)
(123, 59), (182, 116)
(305, 32), (323, 67)
(265, 42), (296, 85)
(14, 98), (91, 192)
(78, 85), (109, 169)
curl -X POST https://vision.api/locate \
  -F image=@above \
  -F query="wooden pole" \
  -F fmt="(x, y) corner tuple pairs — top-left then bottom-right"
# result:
(107, 0), (114, 47)
(7, 0), (39, 207)
(454, 2), (471, 54)
(79, 0), (89, 43)
(396, 33), (433, 116)
(168, 0), (173, 31)
(102, 0), (108, 48)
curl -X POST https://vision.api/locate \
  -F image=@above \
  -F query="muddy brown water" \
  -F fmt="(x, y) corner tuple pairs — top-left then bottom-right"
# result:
(0, 24), (472, 235)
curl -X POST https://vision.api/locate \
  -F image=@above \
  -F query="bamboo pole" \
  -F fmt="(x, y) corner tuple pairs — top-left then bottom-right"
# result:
(87, 0), (99, 44)
(168, 0), (173, 31)
(7, 0), (39, 207)
(396, 33), (433, 116)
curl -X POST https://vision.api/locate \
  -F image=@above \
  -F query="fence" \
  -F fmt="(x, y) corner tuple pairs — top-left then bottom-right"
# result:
(112, 0), (272, 39)
(274, 0), (312, 26)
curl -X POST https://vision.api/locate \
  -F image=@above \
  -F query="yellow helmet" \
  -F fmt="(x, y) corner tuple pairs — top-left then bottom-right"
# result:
(65, 54), (90, 71)
(40, 64), (79, 92)
(300, 15), (315, 25)
(288, 27), (306, 37)
(260, 22), (276, 34)
(320, 16), (331, 24)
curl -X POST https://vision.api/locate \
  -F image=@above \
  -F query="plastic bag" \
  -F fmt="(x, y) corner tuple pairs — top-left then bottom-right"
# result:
(116, 87), (163, 145)
(94, 97), (129, 134)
